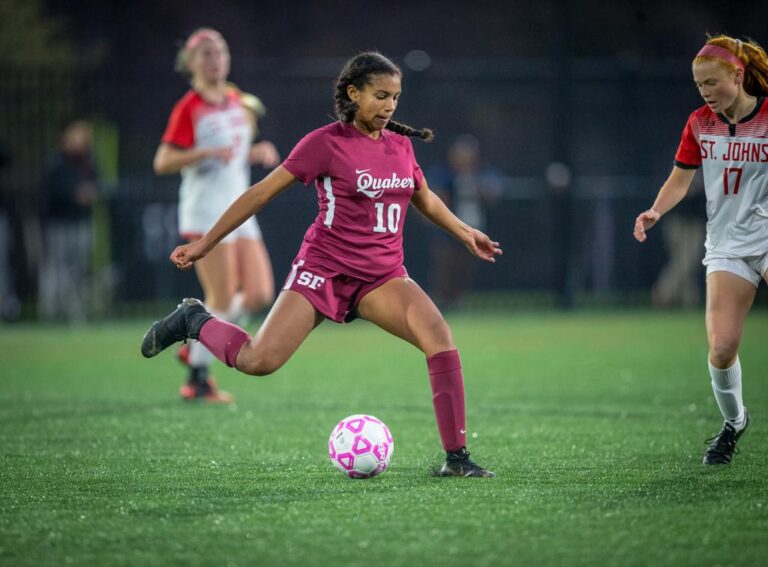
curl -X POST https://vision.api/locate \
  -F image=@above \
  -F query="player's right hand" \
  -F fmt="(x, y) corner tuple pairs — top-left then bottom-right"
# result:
(633, 209), (661, 242)
(170, 240), (207, 270)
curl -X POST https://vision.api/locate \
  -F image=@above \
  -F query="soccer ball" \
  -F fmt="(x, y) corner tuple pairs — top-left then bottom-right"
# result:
(328, 414), (394, 479)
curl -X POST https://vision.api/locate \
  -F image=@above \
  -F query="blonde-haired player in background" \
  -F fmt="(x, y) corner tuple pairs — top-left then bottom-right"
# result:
(154, 28), (279, 402)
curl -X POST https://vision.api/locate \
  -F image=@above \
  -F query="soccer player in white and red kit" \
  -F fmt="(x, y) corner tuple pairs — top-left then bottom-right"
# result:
(154, 29), (280, 402)
(634, 35), (768, 465)
(142, 52), (502, 477)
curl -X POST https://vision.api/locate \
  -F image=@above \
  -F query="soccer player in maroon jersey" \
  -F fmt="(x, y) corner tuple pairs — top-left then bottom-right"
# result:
(634, 35), (768, 465)
(153, 29), (280, 403)
(142, 52), (502, 477)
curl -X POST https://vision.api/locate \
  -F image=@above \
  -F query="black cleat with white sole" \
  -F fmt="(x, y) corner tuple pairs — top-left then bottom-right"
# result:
(434, 447), (495, 478)
(703, 409), (750, 465)
(140, 298), (213, 359)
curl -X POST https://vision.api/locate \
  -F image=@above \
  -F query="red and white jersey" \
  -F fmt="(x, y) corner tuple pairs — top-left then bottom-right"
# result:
(674, 97), (768, 259)
(161, 89), (253, 236)
(282, 122), (424, 281)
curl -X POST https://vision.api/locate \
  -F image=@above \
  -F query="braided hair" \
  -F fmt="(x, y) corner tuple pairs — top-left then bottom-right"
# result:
(334, 52), (433, 142)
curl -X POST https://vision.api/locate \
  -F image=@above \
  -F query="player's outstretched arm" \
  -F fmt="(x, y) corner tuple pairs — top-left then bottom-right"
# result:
(170, 166), (296, 270)
(633, 165), (696, 242)
(411, 178), (502, 263)
(153, 143), (234, 175)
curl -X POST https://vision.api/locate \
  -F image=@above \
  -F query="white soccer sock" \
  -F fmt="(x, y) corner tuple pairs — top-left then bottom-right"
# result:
(709, 356), (746, 430)
(221, 291), (251, 328)
(188, 339), (214, 368)
(225, 292), (246, 324)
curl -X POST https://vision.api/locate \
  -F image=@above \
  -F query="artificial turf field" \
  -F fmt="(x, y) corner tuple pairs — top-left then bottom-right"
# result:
(1, 310), (767, 566)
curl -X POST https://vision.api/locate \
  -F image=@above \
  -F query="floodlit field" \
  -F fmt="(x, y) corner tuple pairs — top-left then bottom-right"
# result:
(2, 310), (767, 565)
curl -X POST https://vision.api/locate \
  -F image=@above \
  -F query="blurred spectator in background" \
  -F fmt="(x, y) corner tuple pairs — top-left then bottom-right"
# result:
(38, 120), (100, 322)
(154, 28), (280, 403)
(427, 135), (503, 309)
(651, 173), (706, 308)
(0, 139), (21, 322)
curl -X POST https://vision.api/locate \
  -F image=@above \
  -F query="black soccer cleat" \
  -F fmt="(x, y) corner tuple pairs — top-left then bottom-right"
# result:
(703, 409), (750, 465)
(434, 447), (495, 478)
(140, 298), (213, 359)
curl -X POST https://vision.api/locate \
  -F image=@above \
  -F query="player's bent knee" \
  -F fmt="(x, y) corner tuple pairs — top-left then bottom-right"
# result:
(236, 346), (285, 376)
(708, 336), (740, 367)
(238, 355), (284, 376)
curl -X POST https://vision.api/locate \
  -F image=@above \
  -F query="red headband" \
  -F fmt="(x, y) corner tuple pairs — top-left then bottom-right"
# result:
(185, 30), (221, 51)
(696, 44), (745, 70)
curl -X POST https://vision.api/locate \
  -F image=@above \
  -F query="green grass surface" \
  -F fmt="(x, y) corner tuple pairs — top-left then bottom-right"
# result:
(1, 310), (767, 566)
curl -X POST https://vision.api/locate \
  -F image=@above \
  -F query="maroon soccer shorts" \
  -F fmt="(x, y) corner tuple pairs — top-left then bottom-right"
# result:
(282, 257), (408, 323)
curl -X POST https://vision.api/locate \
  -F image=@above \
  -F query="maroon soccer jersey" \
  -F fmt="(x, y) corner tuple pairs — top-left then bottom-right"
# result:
(282, 122), (424, 281)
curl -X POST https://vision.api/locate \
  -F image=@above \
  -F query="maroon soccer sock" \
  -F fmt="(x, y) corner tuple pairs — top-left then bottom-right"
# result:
(427, 349), (467, 452)
(197, 318), (251, 368)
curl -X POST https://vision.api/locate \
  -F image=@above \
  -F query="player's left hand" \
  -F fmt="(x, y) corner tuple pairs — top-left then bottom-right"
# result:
(249, 141), (280, 168)
(633, 209), (661, 242)
(464, 229), (503, 263)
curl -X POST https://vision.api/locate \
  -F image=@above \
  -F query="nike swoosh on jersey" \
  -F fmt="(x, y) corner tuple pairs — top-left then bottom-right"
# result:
(355, 168), (371, 174)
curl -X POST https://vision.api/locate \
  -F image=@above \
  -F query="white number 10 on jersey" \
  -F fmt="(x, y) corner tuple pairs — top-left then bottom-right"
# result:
(373, 203), (402, 233)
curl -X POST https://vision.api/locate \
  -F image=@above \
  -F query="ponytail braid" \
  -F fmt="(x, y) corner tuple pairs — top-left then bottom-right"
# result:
(385, 119), (434, 142)
(334, 76), (358, 123)
(334, 51), (434, 142)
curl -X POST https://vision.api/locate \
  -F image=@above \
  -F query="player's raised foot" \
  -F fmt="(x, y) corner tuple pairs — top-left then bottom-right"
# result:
(434, 447), (495, 478)
(703, 409), (750, 465)
(140, 298), (213, 358)
(179, 377), (233, 404)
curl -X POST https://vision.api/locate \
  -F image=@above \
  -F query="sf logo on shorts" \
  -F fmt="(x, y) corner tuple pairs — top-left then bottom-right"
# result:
(297, 271), (326, 290)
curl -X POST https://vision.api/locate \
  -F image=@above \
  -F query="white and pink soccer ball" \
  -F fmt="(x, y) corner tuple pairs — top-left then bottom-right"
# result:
(328, 414), (394, 479)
